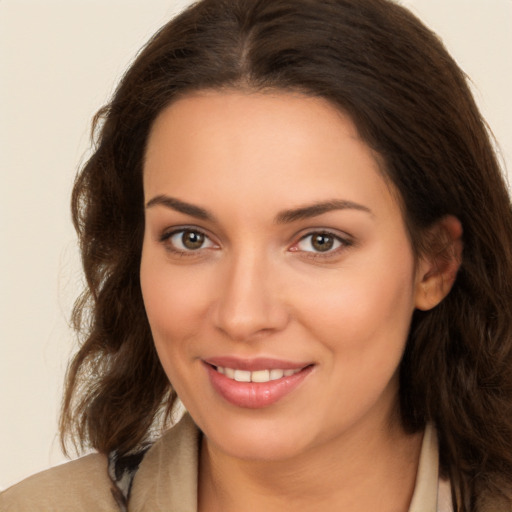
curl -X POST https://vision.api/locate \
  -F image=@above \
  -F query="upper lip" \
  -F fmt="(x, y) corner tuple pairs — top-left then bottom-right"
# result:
(203, 356), (312, 371)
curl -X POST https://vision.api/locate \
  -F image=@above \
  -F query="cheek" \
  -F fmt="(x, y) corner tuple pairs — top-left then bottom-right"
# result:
(294, 251), (417, 367)
(140, 258), (214, 400)
(294, 260), (416, 426)
(140, 248), (211, 358)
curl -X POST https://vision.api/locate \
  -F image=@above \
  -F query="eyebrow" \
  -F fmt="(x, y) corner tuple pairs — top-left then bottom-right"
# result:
(274, 199), (373, 224)
(145, 195), (213, 221)
(145, 195), (372, 223)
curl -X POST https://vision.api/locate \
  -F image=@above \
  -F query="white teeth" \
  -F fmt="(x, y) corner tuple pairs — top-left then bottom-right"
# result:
(251, 370), (270, 383)
(234, 370), (251, 382)
(216, 366), (302, 383)
(270, 369), (285, 380)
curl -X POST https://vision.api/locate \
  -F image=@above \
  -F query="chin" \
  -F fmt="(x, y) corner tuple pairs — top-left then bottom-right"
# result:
(211, 431), (309, 462)
(196, 409), (319, 462)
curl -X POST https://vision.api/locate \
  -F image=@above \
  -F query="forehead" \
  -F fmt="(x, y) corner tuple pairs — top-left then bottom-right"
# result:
(144, 90), (360, 169)
(143, 90), (399, 221)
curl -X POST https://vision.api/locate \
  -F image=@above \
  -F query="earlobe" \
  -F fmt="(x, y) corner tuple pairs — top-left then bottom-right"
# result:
(414, 215), (463, 311)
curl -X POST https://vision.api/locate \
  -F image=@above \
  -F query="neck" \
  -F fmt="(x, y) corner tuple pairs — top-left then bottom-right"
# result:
(198, 414), (423, 512)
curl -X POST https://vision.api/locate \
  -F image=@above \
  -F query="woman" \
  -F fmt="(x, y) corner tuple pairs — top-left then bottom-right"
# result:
(2, 0), (511, 510)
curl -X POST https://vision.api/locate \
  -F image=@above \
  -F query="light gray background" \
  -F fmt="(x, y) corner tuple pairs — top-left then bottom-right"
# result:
(1, 0), (511, 489)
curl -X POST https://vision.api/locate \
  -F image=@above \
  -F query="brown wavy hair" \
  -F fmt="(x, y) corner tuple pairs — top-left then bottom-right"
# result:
(61, 0), (512, 508)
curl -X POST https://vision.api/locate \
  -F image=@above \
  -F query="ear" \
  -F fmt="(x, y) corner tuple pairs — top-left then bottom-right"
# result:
(414, 215), (463, 311)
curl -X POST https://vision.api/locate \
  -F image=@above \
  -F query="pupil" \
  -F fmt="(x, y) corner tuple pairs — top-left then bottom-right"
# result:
(312, 234), (334, 252)
(183, 231), (204, 249)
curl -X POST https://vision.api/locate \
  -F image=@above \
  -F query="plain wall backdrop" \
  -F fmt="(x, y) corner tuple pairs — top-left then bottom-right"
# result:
(1, 0), (511, 490)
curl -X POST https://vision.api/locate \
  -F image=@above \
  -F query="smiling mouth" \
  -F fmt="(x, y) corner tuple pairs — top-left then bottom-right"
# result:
(204, 361), (314, 408)
(213, 366), (303, 383)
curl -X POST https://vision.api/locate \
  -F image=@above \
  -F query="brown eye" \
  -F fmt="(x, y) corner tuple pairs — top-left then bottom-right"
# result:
(311, 233), (334, 252)
(295, 232), (345, 254)
(167, 229), (215, 252)
(181, 230), (205, 249)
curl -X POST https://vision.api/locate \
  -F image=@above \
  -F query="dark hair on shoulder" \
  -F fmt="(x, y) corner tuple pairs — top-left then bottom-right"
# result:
(61, 0), (512, 508)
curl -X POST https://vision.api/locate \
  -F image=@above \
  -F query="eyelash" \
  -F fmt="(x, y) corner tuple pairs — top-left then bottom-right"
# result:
(291, 231), (353, 259)
(159, 227), (353, 259)
(160, 227), (217, 256)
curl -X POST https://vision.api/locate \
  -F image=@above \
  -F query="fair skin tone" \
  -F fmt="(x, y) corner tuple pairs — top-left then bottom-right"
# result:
(140, 90), (462, 512)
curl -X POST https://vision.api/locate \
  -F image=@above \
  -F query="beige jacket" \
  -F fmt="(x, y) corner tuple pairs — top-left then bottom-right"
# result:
(0, 414), (468, 512)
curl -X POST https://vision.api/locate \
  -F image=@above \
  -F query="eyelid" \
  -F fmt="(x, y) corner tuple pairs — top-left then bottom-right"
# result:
(157, 225), (353, 258)
(159, 226), (219, 254)
(289, 229), (354, 257)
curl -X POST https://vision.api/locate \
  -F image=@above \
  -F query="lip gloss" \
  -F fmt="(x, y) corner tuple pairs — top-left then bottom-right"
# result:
(204, 362), (313, 409)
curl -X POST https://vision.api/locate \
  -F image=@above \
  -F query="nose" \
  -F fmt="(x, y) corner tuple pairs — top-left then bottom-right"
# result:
(211, 250), (289, 342)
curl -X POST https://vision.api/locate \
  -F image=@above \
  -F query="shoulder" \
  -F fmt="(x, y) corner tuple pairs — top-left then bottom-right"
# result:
(0, 453), (119, 512)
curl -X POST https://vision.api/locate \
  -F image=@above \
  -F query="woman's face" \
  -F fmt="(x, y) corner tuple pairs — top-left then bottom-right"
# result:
(140, 90), (426, 461)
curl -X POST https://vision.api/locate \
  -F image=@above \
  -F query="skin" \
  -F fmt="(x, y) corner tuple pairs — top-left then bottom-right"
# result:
(140, 90), (461, 512)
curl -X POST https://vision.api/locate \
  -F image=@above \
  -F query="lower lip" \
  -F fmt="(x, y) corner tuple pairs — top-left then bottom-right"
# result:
(205, 363), (313, 409)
